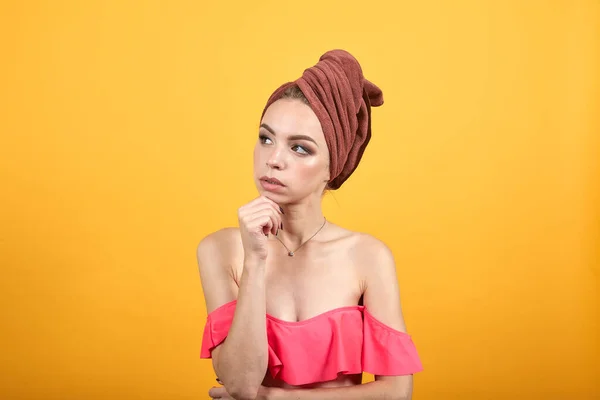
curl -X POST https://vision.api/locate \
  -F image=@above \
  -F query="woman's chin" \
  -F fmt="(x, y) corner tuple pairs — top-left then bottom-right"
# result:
(259, 190), (284, 199)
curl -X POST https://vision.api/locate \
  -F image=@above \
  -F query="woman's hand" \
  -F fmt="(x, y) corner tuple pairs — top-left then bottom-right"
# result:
(238, 196), (283, 262)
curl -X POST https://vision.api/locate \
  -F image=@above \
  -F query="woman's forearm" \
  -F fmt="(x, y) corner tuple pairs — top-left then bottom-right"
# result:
(215, 258), (269, 400)
(265, 378), (411, 400)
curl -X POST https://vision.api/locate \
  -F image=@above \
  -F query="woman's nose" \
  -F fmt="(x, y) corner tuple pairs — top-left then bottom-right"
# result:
(266, 150), (284, 170)
(266, 158), (283, 170)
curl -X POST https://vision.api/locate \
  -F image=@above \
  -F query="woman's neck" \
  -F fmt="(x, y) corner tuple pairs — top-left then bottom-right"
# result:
(277, 203), (326, 249)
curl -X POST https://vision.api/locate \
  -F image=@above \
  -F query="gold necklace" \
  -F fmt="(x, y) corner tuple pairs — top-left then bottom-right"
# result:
(274, 217), (327, 257)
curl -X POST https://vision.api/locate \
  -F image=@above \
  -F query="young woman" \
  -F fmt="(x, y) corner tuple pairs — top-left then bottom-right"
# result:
(198, 49), (423, 400)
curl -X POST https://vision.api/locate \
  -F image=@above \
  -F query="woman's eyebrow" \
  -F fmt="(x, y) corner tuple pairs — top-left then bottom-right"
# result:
(259, 123), (319, 147)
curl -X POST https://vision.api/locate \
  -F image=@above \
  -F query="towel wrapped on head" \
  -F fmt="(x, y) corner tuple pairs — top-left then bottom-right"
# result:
(261, 49), (384, 190)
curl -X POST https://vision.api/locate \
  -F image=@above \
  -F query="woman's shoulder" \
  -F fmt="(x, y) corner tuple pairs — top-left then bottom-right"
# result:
(327, 224), (395, 276)
(338, 229), (398, 290)
(196, 227), (243, 263)
(328, 223), (392, 255)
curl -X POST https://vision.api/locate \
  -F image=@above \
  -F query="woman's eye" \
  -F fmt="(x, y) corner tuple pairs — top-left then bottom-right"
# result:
(292, 145), (311, 155)
(259, 135), (272, 144)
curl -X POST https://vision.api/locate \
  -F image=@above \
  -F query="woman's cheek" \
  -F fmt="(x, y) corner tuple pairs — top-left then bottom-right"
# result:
(297, 161), (324, 184)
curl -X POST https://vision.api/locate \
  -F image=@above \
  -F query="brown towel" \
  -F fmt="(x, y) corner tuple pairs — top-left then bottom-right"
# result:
(261, 49), (384, 190)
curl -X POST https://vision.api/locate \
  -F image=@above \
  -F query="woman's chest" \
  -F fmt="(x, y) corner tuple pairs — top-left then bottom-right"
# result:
(263, 252), (364, 323)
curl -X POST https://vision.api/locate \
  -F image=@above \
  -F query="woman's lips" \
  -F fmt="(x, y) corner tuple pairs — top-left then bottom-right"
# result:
(260, 176), (285, 191)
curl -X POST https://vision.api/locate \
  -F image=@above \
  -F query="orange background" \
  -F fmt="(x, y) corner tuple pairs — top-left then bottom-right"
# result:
(1, 1), (598, 399)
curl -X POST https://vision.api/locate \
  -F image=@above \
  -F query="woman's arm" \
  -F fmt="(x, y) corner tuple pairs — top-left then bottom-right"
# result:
(360, 235), (414, 398)
(210, 379), (410, 400)
(265, 378), (411, 400)
(198, 229), (269, 400)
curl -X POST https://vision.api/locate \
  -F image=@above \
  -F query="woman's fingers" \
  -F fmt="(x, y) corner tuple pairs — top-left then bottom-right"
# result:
(240, 197), (282, 221)
(247, 210), (279, 236)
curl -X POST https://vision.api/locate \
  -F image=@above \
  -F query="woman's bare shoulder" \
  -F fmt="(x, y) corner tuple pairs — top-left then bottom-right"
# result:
(322, 222), (358, 244)
(196, 227), (243, 266)
(355, 232), (392, 253)
(327, 223), (390, 253)
(326, 224), (394, 268)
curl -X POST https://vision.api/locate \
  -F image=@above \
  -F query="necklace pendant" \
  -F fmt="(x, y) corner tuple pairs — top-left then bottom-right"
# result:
(288, 251), (294, 257)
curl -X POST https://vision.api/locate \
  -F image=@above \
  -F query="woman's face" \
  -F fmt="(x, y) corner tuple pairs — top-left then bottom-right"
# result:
(253, 98), (330, 202)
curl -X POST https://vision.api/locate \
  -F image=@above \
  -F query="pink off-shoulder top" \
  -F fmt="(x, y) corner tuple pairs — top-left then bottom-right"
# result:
(200, 300), (423, 386)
